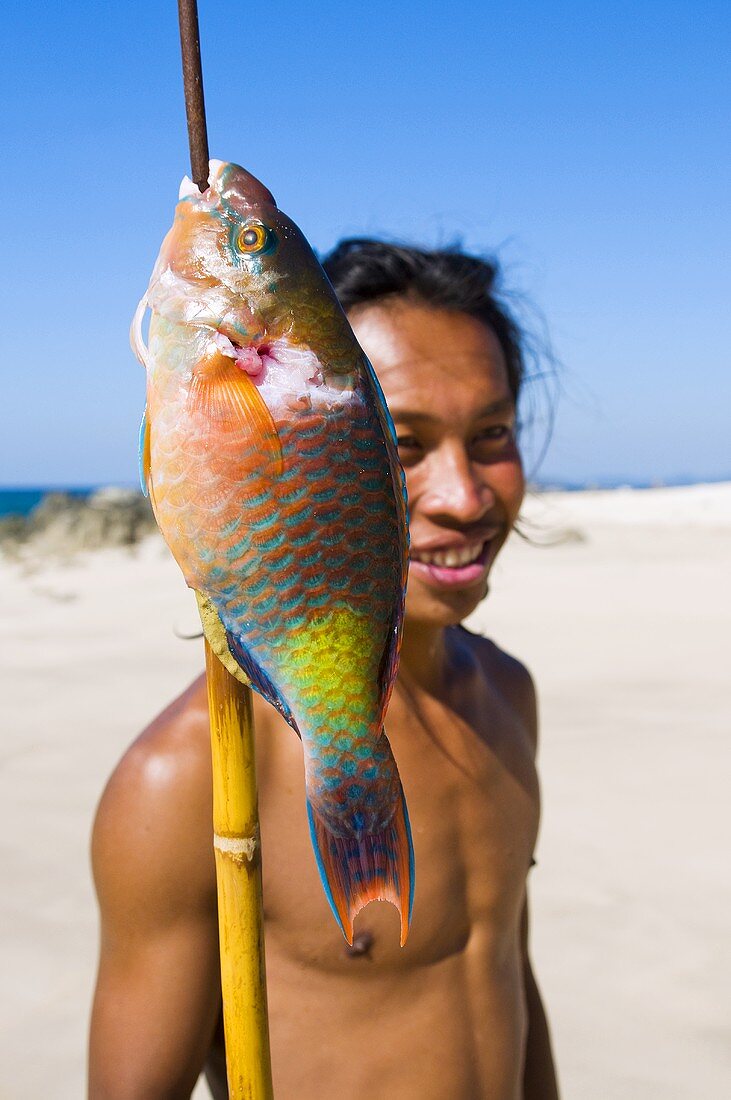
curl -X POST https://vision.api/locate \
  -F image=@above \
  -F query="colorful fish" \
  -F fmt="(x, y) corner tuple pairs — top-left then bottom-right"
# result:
(132, 160), (413, 944)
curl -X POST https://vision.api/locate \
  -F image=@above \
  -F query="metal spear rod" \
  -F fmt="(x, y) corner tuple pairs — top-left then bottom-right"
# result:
(177, 0), (210, 191)
(177, 3), (274, 1096)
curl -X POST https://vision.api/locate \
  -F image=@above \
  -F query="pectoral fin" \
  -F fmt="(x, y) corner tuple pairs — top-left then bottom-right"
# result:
(188, 347), (283, 473)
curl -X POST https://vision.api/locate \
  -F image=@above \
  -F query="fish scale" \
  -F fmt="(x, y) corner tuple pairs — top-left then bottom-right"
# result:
(135, 160), (414, 945)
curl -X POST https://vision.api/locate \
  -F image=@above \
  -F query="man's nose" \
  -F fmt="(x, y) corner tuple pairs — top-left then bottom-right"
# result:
(420, 445), (494, 522)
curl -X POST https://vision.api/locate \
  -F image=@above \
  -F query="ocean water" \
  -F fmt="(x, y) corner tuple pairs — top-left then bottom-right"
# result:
(0, 488), (95, 519)
(2, 476), (728, 520)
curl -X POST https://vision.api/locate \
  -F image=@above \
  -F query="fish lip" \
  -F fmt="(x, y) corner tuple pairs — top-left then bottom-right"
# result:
(198, 324), (270, 356)
(198, 326), (351, 394)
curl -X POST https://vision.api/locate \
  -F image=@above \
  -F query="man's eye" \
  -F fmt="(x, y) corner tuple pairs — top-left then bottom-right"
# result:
(471, 425), (516, 459)
(476, 425), (511, 442)
(395, 434), (423, 466)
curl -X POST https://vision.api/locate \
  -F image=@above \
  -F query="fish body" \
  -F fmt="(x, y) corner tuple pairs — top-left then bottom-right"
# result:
(133, 161), (413, 944)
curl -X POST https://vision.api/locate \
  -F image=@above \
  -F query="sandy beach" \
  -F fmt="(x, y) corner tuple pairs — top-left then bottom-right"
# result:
(1, 483), (729, 1099)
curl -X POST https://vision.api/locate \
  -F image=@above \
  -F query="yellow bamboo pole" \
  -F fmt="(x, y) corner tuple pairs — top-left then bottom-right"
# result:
(204, 640), (274, 1099)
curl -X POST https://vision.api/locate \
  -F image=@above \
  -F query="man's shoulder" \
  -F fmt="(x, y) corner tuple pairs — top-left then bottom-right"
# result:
(92, 674), (216, 923)
(453, 624), (538, 750)
(100, 673), (211, 813)
(454, 622), (535, 691)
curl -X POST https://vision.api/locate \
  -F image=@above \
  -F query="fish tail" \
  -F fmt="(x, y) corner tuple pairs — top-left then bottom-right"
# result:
(306, 790), (415, 947)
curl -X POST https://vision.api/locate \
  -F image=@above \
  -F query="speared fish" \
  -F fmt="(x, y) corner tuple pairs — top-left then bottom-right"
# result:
(132, 161), (413, 944)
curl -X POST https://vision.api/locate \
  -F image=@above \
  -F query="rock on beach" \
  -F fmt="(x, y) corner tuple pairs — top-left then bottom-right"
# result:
(0, 488), (159, 561)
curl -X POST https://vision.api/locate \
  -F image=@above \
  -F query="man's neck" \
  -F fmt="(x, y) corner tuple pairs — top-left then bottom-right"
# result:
(398, 619), (449, 693)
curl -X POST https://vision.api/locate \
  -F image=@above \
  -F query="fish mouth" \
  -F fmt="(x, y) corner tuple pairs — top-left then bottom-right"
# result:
(206, 328), (328, 388)
(208, 329), (276, 379)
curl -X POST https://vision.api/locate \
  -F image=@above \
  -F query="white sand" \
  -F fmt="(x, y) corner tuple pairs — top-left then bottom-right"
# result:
(1, 483), (729, 1098)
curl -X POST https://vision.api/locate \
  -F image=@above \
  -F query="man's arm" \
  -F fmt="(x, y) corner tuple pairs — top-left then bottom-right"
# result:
(521, 899), (560, 1100)
(89, 686), (220, 1099)
(504, 656), (560, 1098)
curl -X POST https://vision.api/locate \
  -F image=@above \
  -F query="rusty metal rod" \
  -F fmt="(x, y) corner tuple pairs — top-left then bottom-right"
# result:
(177, 0), (210, 191)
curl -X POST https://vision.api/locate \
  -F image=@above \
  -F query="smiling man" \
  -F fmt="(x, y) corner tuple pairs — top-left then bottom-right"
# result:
(90, 241), (560, 1099)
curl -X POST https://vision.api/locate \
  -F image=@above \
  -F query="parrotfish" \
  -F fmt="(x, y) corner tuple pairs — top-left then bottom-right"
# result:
(132, 160), (413, 944)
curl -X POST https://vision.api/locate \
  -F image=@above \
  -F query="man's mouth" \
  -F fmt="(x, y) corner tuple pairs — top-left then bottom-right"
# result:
(409, 536), (499, 589)
(411, 540), (485, 568)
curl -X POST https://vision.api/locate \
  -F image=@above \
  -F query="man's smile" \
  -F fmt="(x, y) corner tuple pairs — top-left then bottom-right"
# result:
(409, 530), (502, 588)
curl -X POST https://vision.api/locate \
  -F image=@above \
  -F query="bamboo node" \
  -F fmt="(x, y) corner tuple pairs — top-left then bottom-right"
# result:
(214, 830), (259, 862)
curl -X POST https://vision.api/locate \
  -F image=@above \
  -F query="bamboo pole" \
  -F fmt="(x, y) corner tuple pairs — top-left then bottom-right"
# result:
(205, 641), (273, 1099)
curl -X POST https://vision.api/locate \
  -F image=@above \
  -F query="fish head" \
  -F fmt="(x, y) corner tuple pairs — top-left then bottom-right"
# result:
(141, 160), (358, 388)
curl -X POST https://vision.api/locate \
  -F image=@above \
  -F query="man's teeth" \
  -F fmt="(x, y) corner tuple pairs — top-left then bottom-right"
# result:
(412, 542), (485, 568)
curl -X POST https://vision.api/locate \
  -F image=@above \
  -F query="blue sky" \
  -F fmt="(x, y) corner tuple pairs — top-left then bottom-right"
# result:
(2, 0), (729, 486)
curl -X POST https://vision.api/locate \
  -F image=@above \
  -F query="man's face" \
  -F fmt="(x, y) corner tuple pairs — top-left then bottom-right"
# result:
(350, 301), (525, 626)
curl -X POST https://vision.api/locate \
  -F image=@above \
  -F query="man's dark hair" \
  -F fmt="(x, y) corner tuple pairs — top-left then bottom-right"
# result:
(321, 239), (525, 403)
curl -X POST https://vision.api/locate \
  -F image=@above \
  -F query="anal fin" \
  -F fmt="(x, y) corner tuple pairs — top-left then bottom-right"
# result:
(196, 593), (296, 730)
(225, 630), (296, 731)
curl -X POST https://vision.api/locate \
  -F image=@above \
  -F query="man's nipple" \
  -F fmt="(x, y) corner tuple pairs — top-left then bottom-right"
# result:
(344, 929), (374, 959)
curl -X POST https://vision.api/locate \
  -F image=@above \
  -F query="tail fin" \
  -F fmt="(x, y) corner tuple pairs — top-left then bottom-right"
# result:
(306, 792), (415, 947)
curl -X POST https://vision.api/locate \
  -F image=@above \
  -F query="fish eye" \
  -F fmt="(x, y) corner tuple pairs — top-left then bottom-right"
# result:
(236, 222), (270, 254)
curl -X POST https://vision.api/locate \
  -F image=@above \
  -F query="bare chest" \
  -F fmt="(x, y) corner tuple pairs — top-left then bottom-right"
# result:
(256, 676), (539, 972)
